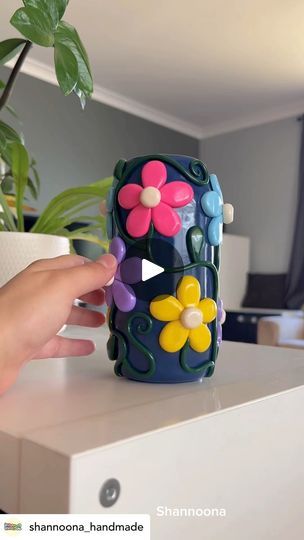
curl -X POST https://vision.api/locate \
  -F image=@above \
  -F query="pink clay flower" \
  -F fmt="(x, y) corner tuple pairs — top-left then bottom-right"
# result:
(118, 160), (194, 238)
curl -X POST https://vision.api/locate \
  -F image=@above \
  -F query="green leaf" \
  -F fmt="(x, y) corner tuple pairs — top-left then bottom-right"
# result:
(10, 142), (30, 231)
(54, 0), (70, 20)
(54, 42), (78, 95)
(74, 87), (86, 109)
(1, 176), (14, 194)
(0, 80), (5, 89)
(55, 21), (93, 99)
(5, 104), (20, 121)
(62, 231), (108, 249)
(27, 177), (38, 199)
(0, 186), (17, 231)
(0, 38), (27, 65)
(31, 178), (112, 234)
(10, 7), (54, 47)
(23, 0), (69, 28)
(0, 121), (22, 144)
(0, 131), (6, 150)
(30, 163), (40, 195)
(0, 121), (22, 165)
(186, 226), (205, 263)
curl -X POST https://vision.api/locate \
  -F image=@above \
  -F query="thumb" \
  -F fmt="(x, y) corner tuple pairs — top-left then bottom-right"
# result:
(64, 254), (117, 299)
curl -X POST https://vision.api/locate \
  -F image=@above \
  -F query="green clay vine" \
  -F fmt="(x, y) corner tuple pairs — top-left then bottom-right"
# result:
(108, 156), (220, 379)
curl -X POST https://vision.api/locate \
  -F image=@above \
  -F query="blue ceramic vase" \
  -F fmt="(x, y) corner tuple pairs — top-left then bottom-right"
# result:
(105, 154), (233, 383)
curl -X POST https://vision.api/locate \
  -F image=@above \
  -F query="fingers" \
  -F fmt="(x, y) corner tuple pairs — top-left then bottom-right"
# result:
(0, 368), (20, 396)
(32, 336), (96, 359)
(26, 254), (90, 273)
(67, 305), (105, 327)
(79, 289), (105, 305)
(64, 254), (117, 299)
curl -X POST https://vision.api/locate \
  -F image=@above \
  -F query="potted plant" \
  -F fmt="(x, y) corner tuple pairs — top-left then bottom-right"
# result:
(0, 0), (111, 286)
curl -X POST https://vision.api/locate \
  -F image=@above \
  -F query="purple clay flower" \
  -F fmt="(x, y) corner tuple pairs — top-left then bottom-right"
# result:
(217, 298), (226, 345)
(105, 237), (141, 312)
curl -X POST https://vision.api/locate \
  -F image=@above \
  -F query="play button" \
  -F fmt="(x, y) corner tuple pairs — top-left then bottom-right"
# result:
(142, 259), (164, 282)
(118, 237), (184, 302)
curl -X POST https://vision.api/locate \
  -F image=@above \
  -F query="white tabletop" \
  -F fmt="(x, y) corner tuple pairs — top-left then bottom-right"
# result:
(1, 327), (304, 459)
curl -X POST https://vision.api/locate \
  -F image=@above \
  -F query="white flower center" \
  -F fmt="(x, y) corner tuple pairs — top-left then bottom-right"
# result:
(223, 203), (234, 224)
(140, 186), (161, 208)
(180, 307), (203, 329)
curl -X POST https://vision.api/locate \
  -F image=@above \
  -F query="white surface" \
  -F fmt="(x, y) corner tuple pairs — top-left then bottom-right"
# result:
(0, 232), (70, 287)
(2, 1), (304, 137)
(0, 327), (304, 532)
(220, 234), (250, 310)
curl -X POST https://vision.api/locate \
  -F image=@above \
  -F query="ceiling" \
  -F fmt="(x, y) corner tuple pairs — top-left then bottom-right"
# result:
(1, 0), (304, 138)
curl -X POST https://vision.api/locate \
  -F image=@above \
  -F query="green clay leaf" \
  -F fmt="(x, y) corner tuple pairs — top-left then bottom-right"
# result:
(107, 334), (119, 361)
(113, 160), (127, 182)
(187, 226), (205, 263)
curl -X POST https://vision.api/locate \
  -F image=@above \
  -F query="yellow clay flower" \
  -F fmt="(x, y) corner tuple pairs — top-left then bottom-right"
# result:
(150, 276), (217, 353)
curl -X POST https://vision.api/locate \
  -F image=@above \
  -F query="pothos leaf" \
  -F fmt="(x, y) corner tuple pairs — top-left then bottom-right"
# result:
(54, 0), (70, 20)
(55, 21), (93, 99)
(54, 42), (78, 95)
(0, 38), (27, 65)
(23, 0), (69, 29)
(10, 7), (54, 47)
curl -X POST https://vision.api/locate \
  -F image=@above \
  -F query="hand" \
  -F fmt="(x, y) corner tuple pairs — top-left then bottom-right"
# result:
(0, 253), (117, 395)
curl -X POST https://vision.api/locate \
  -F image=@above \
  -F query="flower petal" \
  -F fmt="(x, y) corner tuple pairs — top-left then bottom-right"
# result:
(198, 298), (217, 323)
(210, 173), (223, 199)
(117, 257), (142, 284)
(142, 160), (167, 189)
(112, 280), (136, 312)
(105, 286), (113, 307)
(126, 204), (151, 237)
(159, 320), (189, 353)
(110, 236), (126, 264)
(208, 216), (223, 246)
(217, 323), (222, 345)
(160, 181), (194, 208)
(152, 202), (181, 237)
(201, 191), (222, 218)
(118, 184), (142, 209)
(177, 276), (201, 308)
(189, 324), (211, 353)
(150, 294), (183, 321)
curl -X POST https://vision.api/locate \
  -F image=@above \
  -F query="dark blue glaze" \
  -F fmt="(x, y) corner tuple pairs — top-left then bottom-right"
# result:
(107, 154), (219, 383)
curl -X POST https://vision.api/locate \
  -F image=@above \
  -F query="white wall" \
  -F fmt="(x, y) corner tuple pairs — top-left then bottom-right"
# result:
(200, 118), (301, 273)
(1, 66), (198, 213)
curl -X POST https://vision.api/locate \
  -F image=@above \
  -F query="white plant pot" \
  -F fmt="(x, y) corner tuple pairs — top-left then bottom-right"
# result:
(0, 232), (70, 288)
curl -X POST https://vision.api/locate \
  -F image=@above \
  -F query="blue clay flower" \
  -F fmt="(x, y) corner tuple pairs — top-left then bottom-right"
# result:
(201, 174), (234, 246)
